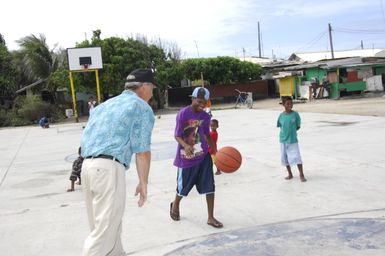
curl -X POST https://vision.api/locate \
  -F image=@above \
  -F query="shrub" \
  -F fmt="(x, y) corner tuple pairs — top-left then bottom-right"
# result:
(17, 96), (53, 122)
(1, 96), (67, 127)
(0, 108), (10, 127)
(0, 108), (31, 127)
(9, 113), (31, 126)
(50, 104), (66, 122)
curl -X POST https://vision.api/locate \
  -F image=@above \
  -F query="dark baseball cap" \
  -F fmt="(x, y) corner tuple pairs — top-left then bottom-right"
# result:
(126, 68), (157, 87)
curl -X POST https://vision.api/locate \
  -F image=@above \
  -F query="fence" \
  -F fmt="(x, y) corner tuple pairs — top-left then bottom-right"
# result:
(167, 80), (271, 107)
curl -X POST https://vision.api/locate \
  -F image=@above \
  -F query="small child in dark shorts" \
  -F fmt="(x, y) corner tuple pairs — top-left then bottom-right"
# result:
(67, 147), (84, 192)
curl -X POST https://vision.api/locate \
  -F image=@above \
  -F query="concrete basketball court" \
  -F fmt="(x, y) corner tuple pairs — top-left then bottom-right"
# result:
(1, 106), (385, 256)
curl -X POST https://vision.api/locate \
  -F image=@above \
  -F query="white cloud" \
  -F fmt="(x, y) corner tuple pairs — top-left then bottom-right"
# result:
(1, 0), (258, 57)
(1, 0), (384, 58)
(270, 0), (377, 17)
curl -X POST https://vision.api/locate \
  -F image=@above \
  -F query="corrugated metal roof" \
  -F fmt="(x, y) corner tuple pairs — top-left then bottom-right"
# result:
(289, 49), (385, 62)
(241, 57), (299, 68)
(242, 57), (280, 64)
(284, 57), (385, 71)
(16, 78), (47, 94)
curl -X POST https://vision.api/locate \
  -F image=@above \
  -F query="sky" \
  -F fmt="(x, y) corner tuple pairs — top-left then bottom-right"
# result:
(2, 0), (385, 59)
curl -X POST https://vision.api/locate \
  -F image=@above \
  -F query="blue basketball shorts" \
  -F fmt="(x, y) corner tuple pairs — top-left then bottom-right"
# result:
(176, 154), (215, 197)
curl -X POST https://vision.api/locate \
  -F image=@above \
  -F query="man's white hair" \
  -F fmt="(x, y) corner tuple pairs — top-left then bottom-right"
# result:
(124, 81), (143, 90)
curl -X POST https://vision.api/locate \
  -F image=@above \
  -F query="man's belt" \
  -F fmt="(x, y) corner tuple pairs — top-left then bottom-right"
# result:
(85, 154), (126, 167)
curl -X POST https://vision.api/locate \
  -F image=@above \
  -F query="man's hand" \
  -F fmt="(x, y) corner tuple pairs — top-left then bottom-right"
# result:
(135, 151), (150, 207)
(135, 183), (147, 207)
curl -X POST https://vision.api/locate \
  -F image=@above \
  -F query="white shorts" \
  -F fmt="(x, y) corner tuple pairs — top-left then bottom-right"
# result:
(280, 143), (302, 166)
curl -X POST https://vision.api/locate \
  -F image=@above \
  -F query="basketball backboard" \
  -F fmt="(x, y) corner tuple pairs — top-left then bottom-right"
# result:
(67, 47), (103, 71)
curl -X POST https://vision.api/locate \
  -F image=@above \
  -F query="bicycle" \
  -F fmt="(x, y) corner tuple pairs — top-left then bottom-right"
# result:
(235, 89), (253, 109)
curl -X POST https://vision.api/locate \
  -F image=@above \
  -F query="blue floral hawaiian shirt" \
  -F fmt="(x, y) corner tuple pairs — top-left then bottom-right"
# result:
(80, 90), (155, 168)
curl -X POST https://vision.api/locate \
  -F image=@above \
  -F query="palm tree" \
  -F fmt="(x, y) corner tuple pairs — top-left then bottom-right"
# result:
(0, 34), (17, 97)
(16, 34), (65, 103)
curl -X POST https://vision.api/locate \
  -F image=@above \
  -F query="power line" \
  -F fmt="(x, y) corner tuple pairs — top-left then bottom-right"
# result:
(294, 30), (328, 53)
(334, 27), (385, 34)
(381, 0), (385, 24)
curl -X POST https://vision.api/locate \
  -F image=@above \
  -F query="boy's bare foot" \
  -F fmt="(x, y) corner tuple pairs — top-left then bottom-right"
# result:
(300, 176), (307, 182)
(67, 188), (74, 192)
(207, 218), (223, 228)
(215, 170), (221, 175)
(285, 175), (293, 180)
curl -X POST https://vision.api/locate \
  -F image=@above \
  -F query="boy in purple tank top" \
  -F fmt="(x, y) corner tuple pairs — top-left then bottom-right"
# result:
(170, 87), (223, 228)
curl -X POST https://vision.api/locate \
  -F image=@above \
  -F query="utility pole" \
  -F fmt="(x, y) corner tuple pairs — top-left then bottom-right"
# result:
(258, 21), (261, 58)
(328, 23), (334, 59)
(361, 40), (364, 49)
(242, 47), (246, 61)
(194, 40), (200, 58)
(261, 32), (264, 57)
(194, 40), (205, 87)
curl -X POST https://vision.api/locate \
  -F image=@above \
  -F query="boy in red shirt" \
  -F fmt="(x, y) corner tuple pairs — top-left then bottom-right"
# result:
(208, 119), (221, 175)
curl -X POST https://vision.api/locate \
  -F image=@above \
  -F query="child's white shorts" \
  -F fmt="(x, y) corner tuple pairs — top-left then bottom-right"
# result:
(280, 143), (302, 166)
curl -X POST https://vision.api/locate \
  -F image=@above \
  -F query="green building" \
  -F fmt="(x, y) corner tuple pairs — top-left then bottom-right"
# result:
(283, 57), (385, 99)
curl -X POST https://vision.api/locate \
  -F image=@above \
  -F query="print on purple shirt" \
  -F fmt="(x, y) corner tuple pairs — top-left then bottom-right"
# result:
(173, 106), (211, 168)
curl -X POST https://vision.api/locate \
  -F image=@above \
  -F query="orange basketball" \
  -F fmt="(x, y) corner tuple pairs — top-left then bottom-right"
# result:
(214, 146), (242, 173)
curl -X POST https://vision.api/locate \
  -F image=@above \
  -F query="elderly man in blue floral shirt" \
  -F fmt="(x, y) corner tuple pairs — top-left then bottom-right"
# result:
(80, 69), (156, 256)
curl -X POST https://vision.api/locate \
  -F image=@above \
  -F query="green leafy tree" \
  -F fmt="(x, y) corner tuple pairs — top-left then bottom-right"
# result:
(0, 34), (16, 97)
(180, 56), (262, 85)
(69, 31), (261, 109)
(75, 31), (167, 96)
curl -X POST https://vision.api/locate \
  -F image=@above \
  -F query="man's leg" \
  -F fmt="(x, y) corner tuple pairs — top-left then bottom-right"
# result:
(197, 154), (223, 228)
(171, 166), (195, 221)
(206, 193), (223, 228)
(206, 193), (214, 220)
(76, 175), (81, 185)
(285, 165), (293, 180)
(170, 194), (182, 221)
(281, 144), (292, 180)
(82, 159), (126, 256)
(81, 160), (94, 229)
(67, 180), (75, 192)
(297, 164), (307, 182)
(287, 143), (305, 182)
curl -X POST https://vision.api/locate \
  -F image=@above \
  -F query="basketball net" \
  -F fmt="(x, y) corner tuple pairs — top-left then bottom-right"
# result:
(81, 64), (89, 79)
